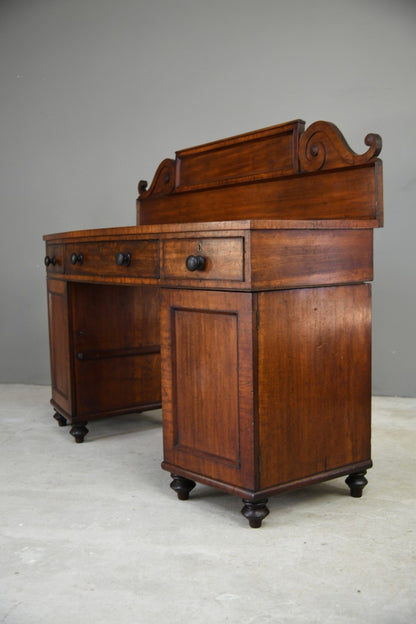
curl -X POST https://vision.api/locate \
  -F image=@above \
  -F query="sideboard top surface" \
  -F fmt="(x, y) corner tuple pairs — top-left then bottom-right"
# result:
(43, 218), (380, 243)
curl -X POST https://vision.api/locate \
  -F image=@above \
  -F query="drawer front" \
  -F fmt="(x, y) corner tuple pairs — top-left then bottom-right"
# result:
(44, 244), (64, 274)
(64, 240), (159, 278)
(162, 237), (244, 282)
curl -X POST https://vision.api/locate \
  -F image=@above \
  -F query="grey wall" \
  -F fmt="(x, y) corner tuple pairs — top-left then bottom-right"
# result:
(1, 0), (415, 396)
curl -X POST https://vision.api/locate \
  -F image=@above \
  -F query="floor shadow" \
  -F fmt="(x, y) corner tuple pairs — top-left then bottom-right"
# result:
(64, 409), (163, 441)
(185, 479), (351, 523)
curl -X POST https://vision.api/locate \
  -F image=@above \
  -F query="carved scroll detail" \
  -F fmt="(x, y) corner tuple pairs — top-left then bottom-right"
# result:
(138, 158), (176, 198)
(299, 121), (382, 172)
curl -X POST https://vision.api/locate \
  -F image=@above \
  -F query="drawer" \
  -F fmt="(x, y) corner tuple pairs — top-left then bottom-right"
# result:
(162, 237), (244, 282)
(44, 244), (64, 274)
(64, 240), (159, 278)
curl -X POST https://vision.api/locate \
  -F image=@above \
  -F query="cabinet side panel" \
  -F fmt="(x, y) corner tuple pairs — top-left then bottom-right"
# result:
(257, 285), (371, 489)
(47, 278), (72, 415)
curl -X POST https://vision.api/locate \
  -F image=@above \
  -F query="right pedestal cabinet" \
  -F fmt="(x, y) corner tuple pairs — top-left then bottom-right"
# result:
(159, 222), (375, 527)
(140, 119), (383, 528)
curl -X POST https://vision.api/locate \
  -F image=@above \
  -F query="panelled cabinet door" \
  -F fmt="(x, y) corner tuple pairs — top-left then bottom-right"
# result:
(47, 279), (73, 417)
(161, 289), (257, 491)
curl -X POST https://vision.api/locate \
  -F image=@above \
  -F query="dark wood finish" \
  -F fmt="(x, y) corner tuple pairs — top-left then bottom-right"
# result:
(71, 283), (161, 419)
(346, 471), (368, 498)
(176, 120), (303, 188)
(138, 166), (382, 225)
(44, 119), (382, 526)
(241, 499), (270, 529)
(256, 285), (372, 489)
(44, 244), (64, 274)
(69, 423), (89, 444)
(162, 236), (244, 282)
(161, 288), (256, 490)
(47, 278), (72, 418)
(64, 240), (159, 279)
(53, 411), (67, 427)
(160, 283), (372, 511)
(46, 280), (161, 441)
(250, 228), (373, 288)
(169, 474), (196, 500)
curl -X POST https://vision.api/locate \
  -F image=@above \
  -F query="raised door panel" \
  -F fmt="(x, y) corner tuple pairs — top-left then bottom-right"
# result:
(47, 279), (73, 416)
(161, 289), (256, 490)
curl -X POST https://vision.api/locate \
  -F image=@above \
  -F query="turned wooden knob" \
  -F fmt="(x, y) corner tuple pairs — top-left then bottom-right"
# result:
(115, 252), (131, 267)
(44, 255), (56, 267)
(185, 255), (206, 272)
(70, 252), (84, 265)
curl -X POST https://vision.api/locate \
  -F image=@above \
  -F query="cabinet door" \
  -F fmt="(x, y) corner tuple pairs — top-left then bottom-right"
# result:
(161, 289), (256, 491)
(47, 278), (73, 417)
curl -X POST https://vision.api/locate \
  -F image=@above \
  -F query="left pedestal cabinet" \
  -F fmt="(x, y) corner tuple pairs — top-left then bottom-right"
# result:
(45, 236), (162, 443)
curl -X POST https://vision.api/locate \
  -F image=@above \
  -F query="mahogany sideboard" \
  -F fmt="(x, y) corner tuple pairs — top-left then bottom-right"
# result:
(44, 119), (383, 527)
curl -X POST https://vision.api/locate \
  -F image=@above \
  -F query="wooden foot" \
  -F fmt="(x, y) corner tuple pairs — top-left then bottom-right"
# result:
(170, 474), (196, 500)
(345, 471), (368, 498)
(241, 498), (270, 528)
(69, 423), (89, 443)
(53, 412), (67, 427)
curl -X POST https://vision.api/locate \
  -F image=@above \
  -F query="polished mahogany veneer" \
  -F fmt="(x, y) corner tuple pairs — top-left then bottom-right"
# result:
(137, 120), (382, 225)
(44, 119), (383, 526)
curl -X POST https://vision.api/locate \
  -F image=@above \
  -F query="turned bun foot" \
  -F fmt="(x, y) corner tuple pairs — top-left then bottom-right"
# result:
(345, 471), (368, 498)
(53, 411), (67, 427)
(170, 474), (196, 500)
(69, 423), (89, 443)
(241, 498), (270, 528)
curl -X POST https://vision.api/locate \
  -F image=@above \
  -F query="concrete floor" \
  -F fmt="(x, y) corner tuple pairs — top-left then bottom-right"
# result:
(0, 385), (415, 624)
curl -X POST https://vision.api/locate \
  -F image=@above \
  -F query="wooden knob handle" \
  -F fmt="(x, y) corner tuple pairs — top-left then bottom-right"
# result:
(70, 252), (84, 265)
(115, 252), (131, 267)
(185, 255), (206, 272)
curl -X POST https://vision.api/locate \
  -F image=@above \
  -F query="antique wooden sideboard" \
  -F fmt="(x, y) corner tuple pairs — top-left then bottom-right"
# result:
(44, 119), (383, 527)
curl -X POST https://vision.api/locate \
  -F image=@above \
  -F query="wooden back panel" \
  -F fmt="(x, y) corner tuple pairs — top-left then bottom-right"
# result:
(137, 120), (383, 226)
